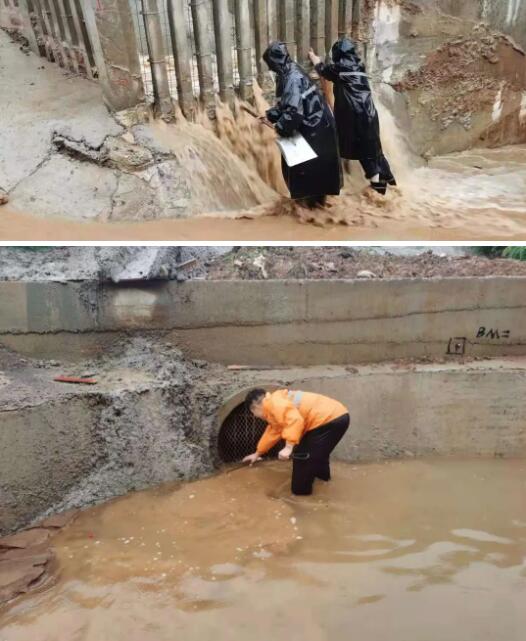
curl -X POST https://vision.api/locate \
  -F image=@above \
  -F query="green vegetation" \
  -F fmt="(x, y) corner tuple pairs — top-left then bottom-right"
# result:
(473, 247), (526, 261)
(473, 247), (505, 257)
(503, 247), (526, 261)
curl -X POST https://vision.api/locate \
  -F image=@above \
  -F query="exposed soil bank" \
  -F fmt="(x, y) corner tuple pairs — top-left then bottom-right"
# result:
(2, 459), (526, 641)
(369, 3), (526, 154)
(207, 248), (526, 280)
(4, 247), (526, 283)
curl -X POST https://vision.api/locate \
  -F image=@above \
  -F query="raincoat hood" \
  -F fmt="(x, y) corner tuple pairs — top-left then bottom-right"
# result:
(331, 37), (358, 63)
(263, 41), (291, 73)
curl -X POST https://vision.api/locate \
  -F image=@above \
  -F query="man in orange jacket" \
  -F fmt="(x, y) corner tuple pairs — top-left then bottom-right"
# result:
(242, 388), (350, 495)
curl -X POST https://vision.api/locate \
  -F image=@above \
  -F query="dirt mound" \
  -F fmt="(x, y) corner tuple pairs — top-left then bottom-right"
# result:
(207, 248), (526, 280)
(394, 24), (526, 149)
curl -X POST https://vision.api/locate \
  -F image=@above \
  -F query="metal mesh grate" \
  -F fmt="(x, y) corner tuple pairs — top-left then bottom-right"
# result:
(218, 403), (283, 463)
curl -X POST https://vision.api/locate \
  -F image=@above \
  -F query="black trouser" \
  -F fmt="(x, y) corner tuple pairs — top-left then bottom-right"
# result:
(359, 154), (395, 183)
(291, 413), (350, 496)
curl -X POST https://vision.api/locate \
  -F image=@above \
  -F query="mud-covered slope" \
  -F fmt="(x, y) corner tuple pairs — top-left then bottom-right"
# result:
(0, 338), (227, 535)
(368, 1), (526, 155)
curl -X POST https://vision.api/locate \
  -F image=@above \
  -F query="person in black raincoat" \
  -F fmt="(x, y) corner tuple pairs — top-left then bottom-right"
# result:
(309, 37), (396, 195)
(262, 41), (342, 208)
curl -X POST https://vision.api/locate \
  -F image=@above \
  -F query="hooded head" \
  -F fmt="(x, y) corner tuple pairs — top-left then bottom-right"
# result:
(331, 37), (357, 63)
(263, 41), (291, 73)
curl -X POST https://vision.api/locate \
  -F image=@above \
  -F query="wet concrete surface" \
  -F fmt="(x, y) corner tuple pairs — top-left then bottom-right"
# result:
(0, 30), (274, 223)
(1, 458), (525, 641)
(0, 29), (122, 193)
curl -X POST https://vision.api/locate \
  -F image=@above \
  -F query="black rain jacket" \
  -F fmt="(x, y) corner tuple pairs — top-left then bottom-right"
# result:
(263, 41), (342, 200)
(316, 37), (383, 161)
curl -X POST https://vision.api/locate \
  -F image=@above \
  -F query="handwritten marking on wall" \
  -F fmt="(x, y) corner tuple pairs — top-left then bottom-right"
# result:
(476, 328), (511, 340)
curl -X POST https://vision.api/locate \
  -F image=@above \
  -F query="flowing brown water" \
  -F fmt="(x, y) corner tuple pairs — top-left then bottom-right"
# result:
(2, 84), (526, 240)
(2, 458), (526, 641)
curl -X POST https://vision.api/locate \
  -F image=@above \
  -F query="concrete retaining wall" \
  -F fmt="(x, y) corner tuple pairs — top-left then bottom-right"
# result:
(297, 363), (526, 462)
(224, 359), (526, 464)
(0, 397), (97, 534)
(0, 278), (525, 364)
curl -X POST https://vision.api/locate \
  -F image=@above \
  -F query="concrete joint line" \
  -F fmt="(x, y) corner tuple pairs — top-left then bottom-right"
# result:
(163, 303), (526, 331)
(301, 303), (526, 326)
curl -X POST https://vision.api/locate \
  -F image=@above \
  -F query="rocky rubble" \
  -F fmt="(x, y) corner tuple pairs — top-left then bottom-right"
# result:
(0, 247), (229, 282)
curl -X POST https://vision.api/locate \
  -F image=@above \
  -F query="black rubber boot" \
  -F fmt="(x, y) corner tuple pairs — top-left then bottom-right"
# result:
(370, 180), (387, 195)
(301, 196), (319, 209)
(315, 459), (331, 482)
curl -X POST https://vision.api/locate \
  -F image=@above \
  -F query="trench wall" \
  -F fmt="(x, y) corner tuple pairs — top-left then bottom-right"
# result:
(0, 278), (525, 365)
(291, 363), (526, 462)
(1, 359), (525, 535)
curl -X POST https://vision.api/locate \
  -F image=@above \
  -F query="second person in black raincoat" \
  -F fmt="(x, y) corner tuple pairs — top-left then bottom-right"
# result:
(309, 37), (396, 195)
(263, 41), (342, 208)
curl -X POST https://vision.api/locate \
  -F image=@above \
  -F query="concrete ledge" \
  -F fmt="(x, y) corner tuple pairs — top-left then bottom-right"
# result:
(0, 278), (525, 364)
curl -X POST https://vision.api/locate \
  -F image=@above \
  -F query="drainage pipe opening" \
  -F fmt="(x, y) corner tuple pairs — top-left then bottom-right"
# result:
(218, 402), (283, 463)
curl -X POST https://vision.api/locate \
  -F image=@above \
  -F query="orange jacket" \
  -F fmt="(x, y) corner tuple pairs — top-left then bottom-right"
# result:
(256, 389), (348, 454)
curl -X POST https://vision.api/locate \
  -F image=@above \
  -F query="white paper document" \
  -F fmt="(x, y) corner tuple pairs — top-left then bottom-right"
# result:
(276, 133), (318, 167)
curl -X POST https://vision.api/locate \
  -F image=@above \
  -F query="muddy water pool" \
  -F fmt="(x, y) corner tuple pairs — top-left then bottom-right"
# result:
(2, 459), (526, 641)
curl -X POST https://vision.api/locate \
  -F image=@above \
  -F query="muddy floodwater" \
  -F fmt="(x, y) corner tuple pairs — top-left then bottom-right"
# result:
(2, 145), (526, 241)
(2, 459), (526, 641)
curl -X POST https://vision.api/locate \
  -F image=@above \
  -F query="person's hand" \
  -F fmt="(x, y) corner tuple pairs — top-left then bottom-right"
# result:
(308, 48), (321, 65)
(278, 444), (294, 461)
(243, 452), (262, 466)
